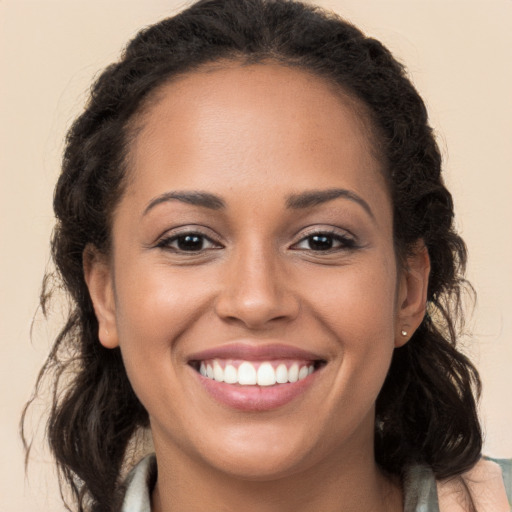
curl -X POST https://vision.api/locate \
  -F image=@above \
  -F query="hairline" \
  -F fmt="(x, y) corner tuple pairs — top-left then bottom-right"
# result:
(124, 55), (389, 175)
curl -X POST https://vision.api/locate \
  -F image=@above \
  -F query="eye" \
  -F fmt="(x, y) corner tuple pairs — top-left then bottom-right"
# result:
(292, 231), (356, 252)
(156, 232), (220, 252)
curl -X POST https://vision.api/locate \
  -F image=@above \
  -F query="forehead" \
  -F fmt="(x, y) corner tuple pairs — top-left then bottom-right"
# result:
(123, 62), (389, 211)
(133, 62), (380, 154)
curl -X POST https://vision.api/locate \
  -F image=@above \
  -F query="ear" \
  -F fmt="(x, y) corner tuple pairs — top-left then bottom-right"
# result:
(83, 244), (119, 349)
(395, 241), (430, 347)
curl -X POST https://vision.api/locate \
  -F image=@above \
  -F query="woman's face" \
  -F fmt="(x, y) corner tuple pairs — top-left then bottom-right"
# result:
(87, 63), (428, 480)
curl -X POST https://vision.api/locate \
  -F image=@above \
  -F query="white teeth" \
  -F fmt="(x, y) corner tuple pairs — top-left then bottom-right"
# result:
(213, 360), (224, 382)
(288, 363), (299, 383)
(238, 361), (257, 385)
(298, 365), (309, 380)
(257, 362), (277, 386)
(275, 363), (288, 384)
(198, 359), (318, 386)
(224, 364), (238, 384)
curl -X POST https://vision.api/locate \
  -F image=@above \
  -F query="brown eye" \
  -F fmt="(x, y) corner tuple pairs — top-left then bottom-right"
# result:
(308, 234), (335, 250)
(157, 232), (220, 252)
(292, 231), (357, 252)
(176, 234), (205, 251)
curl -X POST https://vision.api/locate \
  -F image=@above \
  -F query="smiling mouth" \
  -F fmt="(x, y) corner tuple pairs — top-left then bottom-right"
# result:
(189, 359), (326, 386)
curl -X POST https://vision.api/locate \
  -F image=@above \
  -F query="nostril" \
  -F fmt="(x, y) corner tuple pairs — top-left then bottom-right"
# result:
(213, 270), (300, 329)
(215, 301), (301, 330)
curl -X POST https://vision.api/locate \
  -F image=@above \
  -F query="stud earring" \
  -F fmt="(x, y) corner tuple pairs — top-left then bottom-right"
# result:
(401, 329), (408, 337)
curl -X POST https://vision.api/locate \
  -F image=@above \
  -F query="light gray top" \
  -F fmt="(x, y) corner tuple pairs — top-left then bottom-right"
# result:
(121, 454), (512, 512)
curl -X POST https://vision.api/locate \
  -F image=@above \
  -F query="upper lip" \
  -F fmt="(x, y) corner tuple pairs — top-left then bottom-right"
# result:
(187, 342), (326, 363)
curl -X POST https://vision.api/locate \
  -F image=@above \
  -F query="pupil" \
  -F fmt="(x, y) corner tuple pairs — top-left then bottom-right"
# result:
(309, 235), (333, 250)
(178, 235), (203, 251)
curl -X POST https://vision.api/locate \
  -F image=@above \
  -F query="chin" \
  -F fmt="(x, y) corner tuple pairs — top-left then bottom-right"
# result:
(192, 425), (324, 481)
(204, 449), (313, 482)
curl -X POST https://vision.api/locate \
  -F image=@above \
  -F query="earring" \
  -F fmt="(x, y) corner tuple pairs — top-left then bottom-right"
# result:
(401, 329), (408, 337)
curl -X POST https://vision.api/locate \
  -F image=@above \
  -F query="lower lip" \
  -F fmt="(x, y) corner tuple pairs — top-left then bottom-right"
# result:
(193, 368), (320, 411)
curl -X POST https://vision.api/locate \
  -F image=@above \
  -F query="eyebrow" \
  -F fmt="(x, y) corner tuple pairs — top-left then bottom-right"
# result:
(143, 187), (374, 220)
(286, 188), (375, 219)
(143, 191), (226, 216)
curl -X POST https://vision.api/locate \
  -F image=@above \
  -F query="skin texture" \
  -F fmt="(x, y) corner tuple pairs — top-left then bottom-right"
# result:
(84, 63), (430, 512)
(437, 459), (510, 512)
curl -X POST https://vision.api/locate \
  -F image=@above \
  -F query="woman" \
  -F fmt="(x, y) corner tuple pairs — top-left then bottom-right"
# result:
(23, 0), (511, 510)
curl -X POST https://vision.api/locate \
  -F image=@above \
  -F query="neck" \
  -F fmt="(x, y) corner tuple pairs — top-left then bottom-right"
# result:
(150, 427), (403, 512)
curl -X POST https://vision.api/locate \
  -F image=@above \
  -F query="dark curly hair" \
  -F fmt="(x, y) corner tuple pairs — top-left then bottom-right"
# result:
(22, 0), (482, 510)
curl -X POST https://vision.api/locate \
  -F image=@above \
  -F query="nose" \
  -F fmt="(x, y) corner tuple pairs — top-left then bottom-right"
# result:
(214, 243), (300, 330)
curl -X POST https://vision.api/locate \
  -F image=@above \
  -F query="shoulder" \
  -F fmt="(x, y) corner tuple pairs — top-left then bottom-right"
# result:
(403, 458), (512, 512)
(121, 454), (157, 512)
(485, 458), (512, 504)
(437, 458), (511, 512)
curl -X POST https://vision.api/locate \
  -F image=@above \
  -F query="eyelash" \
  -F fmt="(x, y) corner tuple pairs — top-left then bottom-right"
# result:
(155, 231), (221, 252)
(155, 228), (357, 255)
(291, 229), (357, 252)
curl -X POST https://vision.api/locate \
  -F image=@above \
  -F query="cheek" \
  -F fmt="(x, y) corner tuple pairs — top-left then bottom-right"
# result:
(301, 256), (398, 400)
(112, 263), (213, 389)
(114, 260), (209, 335)
(302, 255), (398, 336)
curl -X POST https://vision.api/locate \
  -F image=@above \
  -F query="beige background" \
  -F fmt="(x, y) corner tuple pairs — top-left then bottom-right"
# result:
(1, 1), (511, 510)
